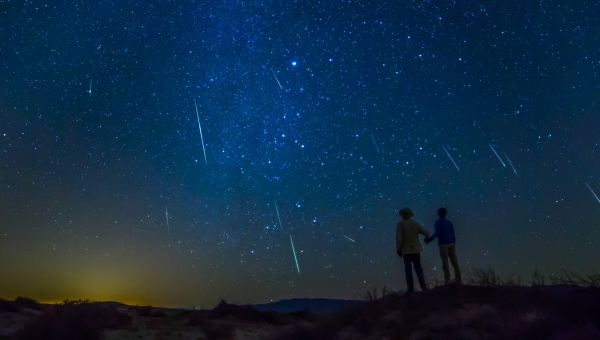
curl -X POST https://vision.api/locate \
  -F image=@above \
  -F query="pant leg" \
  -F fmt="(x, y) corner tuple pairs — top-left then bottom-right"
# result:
(412, 253), (428, 291)
(439, 245), (451, 284)
(403, 255), (414, 292)
(448, 244), (461, 284)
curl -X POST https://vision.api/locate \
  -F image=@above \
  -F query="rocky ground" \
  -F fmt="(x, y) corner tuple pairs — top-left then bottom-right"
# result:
(2, 283), (600, 339)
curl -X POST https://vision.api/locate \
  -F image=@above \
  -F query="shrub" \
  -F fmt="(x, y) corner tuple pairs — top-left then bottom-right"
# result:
(15, 300), (132, 340)
(0, 298), (19, 313)
(15, 297), (44, 311)
(135, 305), (166, 317)
(531, 270), (546, 286)
(208, 300), (291, 324)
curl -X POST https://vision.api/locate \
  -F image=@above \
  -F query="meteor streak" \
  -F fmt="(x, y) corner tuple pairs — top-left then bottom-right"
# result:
(585, 182), (600, 204)
(371, 135), (380, 153)
(442, 145), (460, 172)
(275, 201), (284, 232)
(503, 151), (519, 176)
(290, 235), (300, 273)
(165, 206), (170, 232)
(194, 99), (207, 164)
(489, 144), (506, 167)
(343, 235), (356, 242)
(270, 68), (283, 89)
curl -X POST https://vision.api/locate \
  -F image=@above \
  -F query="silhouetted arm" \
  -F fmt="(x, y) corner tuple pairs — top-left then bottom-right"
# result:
(418, 224), (430, 238)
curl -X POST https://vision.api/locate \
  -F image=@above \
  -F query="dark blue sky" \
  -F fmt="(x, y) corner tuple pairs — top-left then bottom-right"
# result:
(1, 0), (599, 307)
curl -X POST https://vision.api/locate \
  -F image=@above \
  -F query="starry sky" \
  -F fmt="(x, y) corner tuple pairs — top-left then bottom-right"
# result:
(1, 0), (599, 308)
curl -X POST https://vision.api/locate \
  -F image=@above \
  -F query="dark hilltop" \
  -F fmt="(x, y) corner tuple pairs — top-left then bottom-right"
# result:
(2, 273), (600, 339)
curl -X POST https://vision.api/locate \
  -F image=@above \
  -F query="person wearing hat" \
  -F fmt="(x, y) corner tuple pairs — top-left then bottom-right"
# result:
(425, 208), (461, 284)
(396, 207), (430, 293)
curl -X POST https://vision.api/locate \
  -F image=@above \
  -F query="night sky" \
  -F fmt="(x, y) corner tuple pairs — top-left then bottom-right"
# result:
(1, 0), (599, 308)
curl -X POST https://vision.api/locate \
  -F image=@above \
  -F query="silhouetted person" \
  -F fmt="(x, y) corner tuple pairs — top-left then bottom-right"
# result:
(425, 208), (461, 284)
(396, 207), (430, 293)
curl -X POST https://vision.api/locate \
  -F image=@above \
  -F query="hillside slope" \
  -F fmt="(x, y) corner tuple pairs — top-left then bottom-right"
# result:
(3, 284), (600, 339)
(277, 284), (600, 340)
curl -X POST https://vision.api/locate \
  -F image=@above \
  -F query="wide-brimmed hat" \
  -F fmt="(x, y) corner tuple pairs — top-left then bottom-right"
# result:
(399, 207), (414, 218)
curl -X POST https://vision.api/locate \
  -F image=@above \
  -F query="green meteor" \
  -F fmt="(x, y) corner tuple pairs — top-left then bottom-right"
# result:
(290, 235), (300, 274)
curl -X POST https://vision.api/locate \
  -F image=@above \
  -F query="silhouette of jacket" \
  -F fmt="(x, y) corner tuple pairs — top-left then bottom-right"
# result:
(429, 217), (456, 246)
(396, 219), (430, 255)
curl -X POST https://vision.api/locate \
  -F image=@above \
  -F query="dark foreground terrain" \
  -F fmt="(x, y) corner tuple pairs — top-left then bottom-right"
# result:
(2, 283), (600, 339)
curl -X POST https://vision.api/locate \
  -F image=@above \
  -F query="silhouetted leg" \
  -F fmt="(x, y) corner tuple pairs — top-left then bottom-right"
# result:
(448, 243), (461, 284)
(412, 254), (428, 291)
(403, 255), (414, 292)
(439, 245), (451, 284)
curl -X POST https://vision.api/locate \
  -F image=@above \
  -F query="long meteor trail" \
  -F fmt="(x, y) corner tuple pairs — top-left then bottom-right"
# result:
(489, 144), (506, 167)
(290, 235), (300, 273)
(442, 145), (460, 172)
(194, 99), (207, 164)
(585, 182), (600, 203)
(275, 201), (284, 232)
(371, 135), (380, 153)
(343, 235), (356, 242)
(270, 68), (283, 89)
(503, 151), (519, 176)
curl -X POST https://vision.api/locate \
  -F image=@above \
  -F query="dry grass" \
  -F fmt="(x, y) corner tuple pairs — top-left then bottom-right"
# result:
(550, 270), (600, 288)
(273, 269), (600, 340)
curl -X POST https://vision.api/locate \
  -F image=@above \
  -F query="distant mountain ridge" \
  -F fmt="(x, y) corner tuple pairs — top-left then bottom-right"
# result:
(253, 298), (362, 314)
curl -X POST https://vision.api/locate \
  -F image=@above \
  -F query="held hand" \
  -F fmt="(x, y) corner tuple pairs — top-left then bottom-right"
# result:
(397, 250), (403, 258)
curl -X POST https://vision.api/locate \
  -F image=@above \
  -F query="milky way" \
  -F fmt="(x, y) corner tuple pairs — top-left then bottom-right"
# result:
(1, 1), (599, 307)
